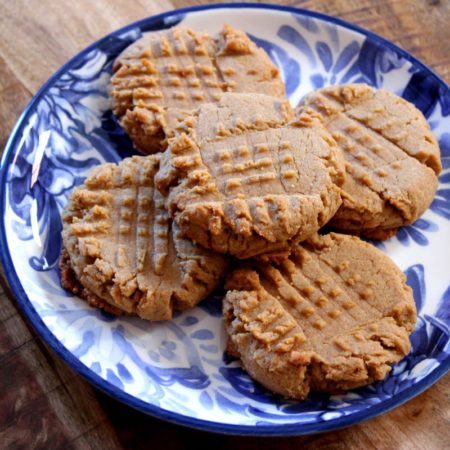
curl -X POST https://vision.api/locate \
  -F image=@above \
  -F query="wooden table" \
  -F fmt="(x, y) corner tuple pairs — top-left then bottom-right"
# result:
(1, 0), (449, 448)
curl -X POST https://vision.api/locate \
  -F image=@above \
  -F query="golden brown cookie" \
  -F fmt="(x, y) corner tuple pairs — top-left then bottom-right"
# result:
(109, 25), (285, 153)
(156, 93), (346, 259)
(61, 155), (229, 321)
(223, 232), (416, 399)
(298, 83), (441, 239)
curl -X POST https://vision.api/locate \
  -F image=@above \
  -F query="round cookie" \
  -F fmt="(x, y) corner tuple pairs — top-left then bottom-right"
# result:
(61, 155), (229, 321)
(156, 93), (346, 259)
(110, 25), (286, 154)
(223, 232), (416, 399)
(298, 83), (441, 240)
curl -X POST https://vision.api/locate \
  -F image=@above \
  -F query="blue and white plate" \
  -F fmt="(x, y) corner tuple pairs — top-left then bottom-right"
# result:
(1, 3), (449, 436)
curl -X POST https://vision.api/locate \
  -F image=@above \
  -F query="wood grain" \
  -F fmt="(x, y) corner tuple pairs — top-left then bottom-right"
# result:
(0, 1), (449, 449)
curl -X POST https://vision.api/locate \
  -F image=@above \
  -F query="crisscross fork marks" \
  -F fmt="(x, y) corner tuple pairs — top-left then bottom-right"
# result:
(329, 117), (402, 167)
(302, 84), (441, 173)
(207, 131), (279, 198)
(266, 254), (377, 348)
(112, 29), (219, 125)
(296, 248), (383, 320)
(135, 166), (153, 275)
(146, 29), (203, 111)
(187, 35), (223, 104)
(160, 28), (220, 108)
(152, 186), (169, 275)
(235, 286), (306, 353)
(277, 258), (347, 330)
(115, 169), (134, 270)
(328, 114), (435, 222)
(276, 132), (300, 194)
(346, 106), (437, 169)
(258, 263), (330, 336)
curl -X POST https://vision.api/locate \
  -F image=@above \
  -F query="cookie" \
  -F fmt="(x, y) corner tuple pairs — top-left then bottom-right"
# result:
(110, 25), (286, 153)
(224, 232), (416, 399)
(298, 83), (441, 239)
(61, 155), (228, 321)
(156, 93), (346, 259)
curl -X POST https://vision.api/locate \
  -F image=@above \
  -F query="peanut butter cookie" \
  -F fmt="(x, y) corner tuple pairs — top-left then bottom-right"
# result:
(110, 25), (285, 153)
(298, 83), (441, 239)
(156, 93), (345, 259)
(61, 155), (228, 321)
(224, 232), (416, 399)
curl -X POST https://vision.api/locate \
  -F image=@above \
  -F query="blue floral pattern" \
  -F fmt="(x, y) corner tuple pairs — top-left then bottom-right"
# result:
(1, 5), (449, 435)
(396, 219), (439, 247)
(431, 132), (450, 220)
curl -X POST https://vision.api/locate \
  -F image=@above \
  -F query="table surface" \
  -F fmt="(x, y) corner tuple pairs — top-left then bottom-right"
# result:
(1, 0), (449, 448)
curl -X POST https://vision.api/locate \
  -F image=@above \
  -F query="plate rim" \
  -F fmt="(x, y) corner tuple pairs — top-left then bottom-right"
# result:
(1, 2), (449, 436)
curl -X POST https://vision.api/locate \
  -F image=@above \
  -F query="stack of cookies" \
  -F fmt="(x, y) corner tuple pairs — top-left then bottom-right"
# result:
(61, 25), (441, 400)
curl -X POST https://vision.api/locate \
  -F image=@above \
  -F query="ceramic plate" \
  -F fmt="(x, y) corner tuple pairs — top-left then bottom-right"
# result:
(1, 3), (449, 436)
